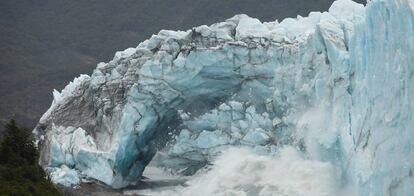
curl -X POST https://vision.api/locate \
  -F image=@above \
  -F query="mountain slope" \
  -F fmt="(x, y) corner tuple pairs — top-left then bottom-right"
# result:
(0, 0), (365, 133)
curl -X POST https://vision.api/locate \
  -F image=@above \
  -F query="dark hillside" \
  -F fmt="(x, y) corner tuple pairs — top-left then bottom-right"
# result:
(0, 0), (365, 133)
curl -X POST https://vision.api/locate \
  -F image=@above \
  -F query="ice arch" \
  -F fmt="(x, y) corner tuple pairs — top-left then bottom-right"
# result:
(35, 14), (337, 187)
(34, 1), (414, 195)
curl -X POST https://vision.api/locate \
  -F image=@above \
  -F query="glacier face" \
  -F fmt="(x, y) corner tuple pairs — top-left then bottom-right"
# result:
(347, 0), (414, 195)
(34, 0), (414, 195)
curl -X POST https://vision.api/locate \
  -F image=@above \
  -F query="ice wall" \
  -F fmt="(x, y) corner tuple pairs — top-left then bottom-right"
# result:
(347, 0), (414, 194)
(34, 0), (414, 195)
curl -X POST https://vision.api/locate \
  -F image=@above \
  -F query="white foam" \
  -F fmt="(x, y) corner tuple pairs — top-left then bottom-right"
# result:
(135, 147), (353, 196)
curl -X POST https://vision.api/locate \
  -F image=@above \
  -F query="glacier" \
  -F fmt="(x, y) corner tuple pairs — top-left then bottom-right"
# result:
(33, 0), (414, 195)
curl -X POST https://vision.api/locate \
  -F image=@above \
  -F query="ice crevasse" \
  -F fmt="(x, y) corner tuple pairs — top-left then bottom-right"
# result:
(34, 0), (414, 195)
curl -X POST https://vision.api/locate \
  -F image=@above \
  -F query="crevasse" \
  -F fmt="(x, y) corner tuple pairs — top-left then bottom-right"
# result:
(34, 0), (414, 195)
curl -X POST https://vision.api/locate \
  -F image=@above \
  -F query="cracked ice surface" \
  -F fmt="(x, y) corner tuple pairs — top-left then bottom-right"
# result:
(34, 0), (414, 195)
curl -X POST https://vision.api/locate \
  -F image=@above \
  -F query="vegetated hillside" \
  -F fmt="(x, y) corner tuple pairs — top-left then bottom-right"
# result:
(0, 0), (365, 133)
(0, 120), (61, 195)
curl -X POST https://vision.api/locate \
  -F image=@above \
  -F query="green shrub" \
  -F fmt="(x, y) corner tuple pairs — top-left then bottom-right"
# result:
(0, 120), (61, 196)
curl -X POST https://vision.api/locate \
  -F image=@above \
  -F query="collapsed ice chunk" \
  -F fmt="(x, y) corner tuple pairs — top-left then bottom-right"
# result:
(242, 128), (271, 145)
(50, 165), (80, 187)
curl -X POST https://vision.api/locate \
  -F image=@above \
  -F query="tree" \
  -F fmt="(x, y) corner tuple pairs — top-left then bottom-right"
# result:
(0, 119), (38, 166)
(0, 119), (61, 196)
